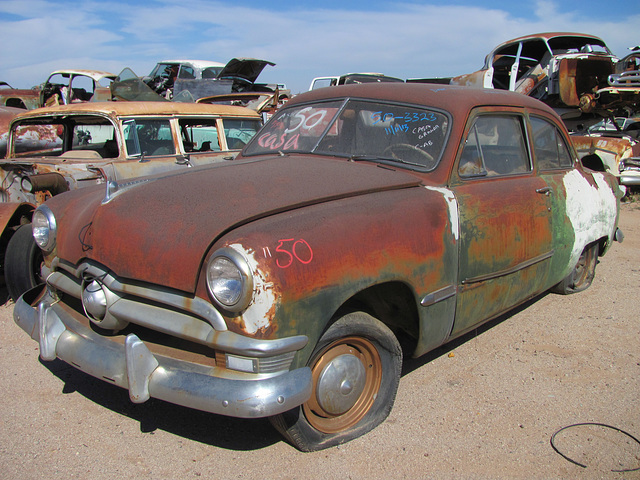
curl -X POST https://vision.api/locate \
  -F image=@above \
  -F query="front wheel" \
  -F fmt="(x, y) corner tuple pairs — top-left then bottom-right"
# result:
(551, 242), (598, 294)
(270, 311), (402, 451)
(5, 223), (43, 301)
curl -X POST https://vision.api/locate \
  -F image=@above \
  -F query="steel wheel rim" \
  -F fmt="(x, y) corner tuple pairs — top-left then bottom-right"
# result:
(303, 336), (382, 434)
(572, 248), (592, 287)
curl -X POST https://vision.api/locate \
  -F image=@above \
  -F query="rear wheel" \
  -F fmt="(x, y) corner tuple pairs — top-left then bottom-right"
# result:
(552, 243), (598, 294)
(270, 311), (402, 451)
(5, 224), (43, 301)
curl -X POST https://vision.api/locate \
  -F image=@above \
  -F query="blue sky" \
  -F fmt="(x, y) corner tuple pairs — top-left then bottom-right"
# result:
(0, 0), (638, 94)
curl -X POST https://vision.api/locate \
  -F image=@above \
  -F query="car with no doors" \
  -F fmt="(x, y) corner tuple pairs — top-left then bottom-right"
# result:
(14, 83), (622, 451)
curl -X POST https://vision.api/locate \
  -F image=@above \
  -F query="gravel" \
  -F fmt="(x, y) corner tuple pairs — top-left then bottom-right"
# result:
(1, 203), (639, 480)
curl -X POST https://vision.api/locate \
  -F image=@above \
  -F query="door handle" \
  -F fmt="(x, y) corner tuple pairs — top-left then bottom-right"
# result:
(536, 186), (552, 195)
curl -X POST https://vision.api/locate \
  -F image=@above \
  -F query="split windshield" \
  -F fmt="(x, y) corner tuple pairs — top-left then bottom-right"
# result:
(243, 99), (449, 170)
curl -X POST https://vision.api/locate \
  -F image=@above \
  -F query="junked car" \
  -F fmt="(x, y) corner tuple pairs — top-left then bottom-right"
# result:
(1, 101), (262, 300)
(143, 59), (226, 99)
(138, 58), (283, 102)
(14, 83), (622, 451)
(450, 32), (640, 131)
(0, 70), (116, 110)
(308, 72), (404, 90)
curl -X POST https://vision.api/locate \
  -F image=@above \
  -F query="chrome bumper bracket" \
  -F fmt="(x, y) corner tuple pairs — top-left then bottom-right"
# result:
(37, 301), (65, 361)
(125, 334), (160, 403)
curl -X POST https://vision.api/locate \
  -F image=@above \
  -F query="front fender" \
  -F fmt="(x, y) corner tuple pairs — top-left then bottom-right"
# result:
(199, 185), (458, 368)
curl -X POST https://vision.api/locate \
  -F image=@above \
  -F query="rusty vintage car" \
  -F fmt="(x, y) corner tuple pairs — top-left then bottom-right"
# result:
(14, 84), (622, 451)
(1, 101), (262, 300)
(450, 32), (640, 129)
(0, 70), (116, 110)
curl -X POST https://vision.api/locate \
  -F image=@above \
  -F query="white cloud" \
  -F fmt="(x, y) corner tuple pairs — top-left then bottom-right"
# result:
(0, 0), (637, 93)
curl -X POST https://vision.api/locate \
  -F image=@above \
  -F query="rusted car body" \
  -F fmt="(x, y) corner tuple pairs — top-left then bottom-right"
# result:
(0, 70), (116, 110)
(14, 84), (622, 451)
(1, 101), (262, 300)
(450, 33), (640, 130)
(571, 130), (640, 186)
(0, 82), (41, 110)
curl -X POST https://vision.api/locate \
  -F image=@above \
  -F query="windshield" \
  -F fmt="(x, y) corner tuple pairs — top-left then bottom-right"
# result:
(243, 99), (449, 170)
(13, 117), (117, 158)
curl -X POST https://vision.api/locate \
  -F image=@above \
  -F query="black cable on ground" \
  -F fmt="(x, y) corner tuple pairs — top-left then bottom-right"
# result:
(550, 422), (640, 473)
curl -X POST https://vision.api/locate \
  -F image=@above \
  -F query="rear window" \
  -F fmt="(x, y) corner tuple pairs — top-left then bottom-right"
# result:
(530, 117), (573, 170)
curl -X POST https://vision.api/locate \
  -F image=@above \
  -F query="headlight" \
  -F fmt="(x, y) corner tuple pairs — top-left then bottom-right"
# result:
(32, 205), (57, 252)
(206, 247), (253, 312)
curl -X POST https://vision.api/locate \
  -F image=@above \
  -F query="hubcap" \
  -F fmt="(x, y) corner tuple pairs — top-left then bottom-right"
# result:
(304, 336), (382, 433)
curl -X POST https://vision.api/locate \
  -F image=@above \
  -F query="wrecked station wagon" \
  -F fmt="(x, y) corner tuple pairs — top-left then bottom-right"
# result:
(14, 83), (622, 451)
(1, 101), (262, 300)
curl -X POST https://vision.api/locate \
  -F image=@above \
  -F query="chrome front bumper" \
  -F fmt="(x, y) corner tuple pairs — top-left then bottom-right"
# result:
(14, 289), (312, 419)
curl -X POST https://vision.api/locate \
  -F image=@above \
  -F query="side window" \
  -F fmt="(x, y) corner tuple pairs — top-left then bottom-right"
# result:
(123, 119), (174, 157)
(530, 117), (573, 170)
(459, 115), (531, 177)
(69, 75), (95, 102)
(71, 124), (117, 158)
(178, 66), (195, 79)
(179, 119), (221, 152)
(223, 119), (262, 150)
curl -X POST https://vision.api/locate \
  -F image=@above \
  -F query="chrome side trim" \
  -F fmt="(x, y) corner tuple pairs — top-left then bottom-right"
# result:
(420, 284), (457, 307)
(461, 250), (554, 285)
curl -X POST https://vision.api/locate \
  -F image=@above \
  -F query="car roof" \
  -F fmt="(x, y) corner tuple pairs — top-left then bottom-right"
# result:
(288, 83), (562, 119)
(48, 69), (117, 81)
(11, 101), (261, 120)
(157, 60), (226, 69)
(493, 32), (607, 49)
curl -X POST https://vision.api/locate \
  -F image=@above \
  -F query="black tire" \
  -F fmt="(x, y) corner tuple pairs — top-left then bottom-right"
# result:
(5, 223), (43, 301)
(270, 311), (402, 451)
(551, 242), (598, 294)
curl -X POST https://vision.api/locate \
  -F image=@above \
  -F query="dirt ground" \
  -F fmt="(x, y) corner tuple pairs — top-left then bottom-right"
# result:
(1, 203), (639, 480)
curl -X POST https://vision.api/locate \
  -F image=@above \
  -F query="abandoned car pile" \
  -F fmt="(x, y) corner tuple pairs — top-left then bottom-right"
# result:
(13, 82), (623, 451)
(1, 31), (636, 451)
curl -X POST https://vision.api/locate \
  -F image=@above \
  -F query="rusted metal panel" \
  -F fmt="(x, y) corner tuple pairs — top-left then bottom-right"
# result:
(572, 133), (640, 181)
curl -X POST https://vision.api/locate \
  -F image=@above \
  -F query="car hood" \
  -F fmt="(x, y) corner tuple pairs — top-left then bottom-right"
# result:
(52, 154), (422, 292)
(217, 58), (275, 83)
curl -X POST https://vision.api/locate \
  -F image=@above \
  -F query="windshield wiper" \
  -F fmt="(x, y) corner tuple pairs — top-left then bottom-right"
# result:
(349, 154), (424, 168)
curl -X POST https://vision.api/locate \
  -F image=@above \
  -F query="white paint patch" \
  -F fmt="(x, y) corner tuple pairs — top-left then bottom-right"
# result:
(425, 186), (459, 240)
(228, 243), (277, 335)
(563, 170), (618, 267)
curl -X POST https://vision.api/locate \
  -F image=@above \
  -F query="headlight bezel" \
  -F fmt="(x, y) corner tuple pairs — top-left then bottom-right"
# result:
(32, 204), (57, 252)
(206, 247), (254, 313)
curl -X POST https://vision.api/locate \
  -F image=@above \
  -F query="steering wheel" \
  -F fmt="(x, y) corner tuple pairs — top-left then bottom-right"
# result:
(383, 144), (434, 166)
